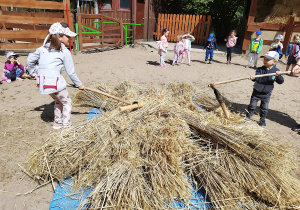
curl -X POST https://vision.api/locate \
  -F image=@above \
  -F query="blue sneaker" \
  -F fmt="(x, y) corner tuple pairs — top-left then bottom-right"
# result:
(258, 119), (266, 127)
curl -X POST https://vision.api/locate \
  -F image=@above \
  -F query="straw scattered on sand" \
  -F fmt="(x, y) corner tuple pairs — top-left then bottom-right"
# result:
(26, 82), (300, 209)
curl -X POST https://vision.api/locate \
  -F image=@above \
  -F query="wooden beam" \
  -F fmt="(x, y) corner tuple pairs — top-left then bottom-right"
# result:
(283, 17), (295, 54)
(82, 38), (121, 43)
(0, 43), (42, 50)
(1, 23), (50, 30)
(0, 15), (64, 25)
(0, 30), (48, 39)
(1, 11), (64, 18)
(0, 0), (64, 10)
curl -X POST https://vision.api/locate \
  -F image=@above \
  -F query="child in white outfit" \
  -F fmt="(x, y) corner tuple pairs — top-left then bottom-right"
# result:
(27, 22), (85, 130)
(172, 35), (184, 65)
(181, 32), (195, 65)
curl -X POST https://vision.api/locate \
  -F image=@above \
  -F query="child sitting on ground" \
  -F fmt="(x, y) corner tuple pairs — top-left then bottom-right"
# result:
(246, 51), (284, 127)
(2, 52), (25, 83)
(269, 34), (283, 59)
(285, 34), (300, 71)
(247, 30), (263, 69)
(181, 32), (195, 65)
(172, 35), (184, 66)
(203, 33), (218, 64)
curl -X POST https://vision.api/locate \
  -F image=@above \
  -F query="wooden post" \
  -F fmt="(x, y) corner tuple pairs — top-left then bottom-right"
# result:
(77, 14), (83, 51)
(120, 19), (124, 46)
(242, 0), (258, 54)
(282, 17), (295, 55)
(100, 17), (103, 47)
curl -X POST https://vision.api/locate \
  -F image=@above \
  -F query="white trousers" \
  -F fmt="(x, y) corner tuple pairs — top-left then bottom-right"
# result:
(248, 53), (258, 66)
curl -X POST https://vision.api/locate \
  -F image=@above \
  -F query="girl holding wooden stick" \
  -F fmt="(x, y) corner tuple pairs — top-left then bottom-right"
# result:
(27, 22), (85, 130)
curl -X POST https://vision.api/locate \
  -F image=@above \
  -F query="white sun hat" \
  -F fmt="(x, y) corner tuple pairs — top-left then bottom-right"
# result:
(264, 51), (279, 61)
(49, 22), (77, 37)
(43, 22), (77, 46)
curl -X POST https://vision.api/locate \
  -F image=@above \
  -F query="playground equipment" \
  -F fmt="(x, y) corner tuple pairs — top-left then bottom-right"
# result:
(75, 15), (143, 51)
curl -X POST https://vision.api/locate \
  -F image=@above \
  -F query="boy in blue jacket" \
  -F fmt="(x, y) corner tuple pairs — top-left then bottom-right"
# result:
(204, 33), (218, 64)
(246, 51), (284, 126)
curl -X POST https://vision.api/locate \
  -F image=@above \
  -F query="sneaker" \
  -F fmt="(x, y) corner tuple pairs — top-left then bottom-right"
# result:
(226, 61), (229, 65)
(204, 61), (208, 64)
(188, 63), (191, 66)
(53, 121), (62, 130)
(246, 113), (252, 120)
(258, 119), (266, 127)
(209, 61), (212, 64)
(292, 124), (300, 132)
(172, 63), (175, 66)
(159, 64), (165, 67)
(6, 79), (11, 83)
(229, 61), (232, 64)
(16, 77), (23, 81)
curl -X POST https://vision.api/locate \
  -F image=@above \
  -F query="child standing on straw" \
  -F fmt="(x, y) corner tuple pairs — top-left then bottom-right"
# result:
(226, 30), (238, 64)
(158, 28), (169, 67)
(27, 22), (85, 130)
(203, 33), (218, 64)
(246, 51), (284, 127)
(285, 34), (300, 71)
(181, 32), (195, 65)
(247, 30), (263, 69)
(172, 35), (184, 66)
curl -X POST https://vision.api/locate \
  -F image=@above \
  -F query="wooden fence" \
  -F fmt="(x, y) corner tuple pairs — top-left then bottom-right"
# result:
(77, 14), (123, 50)
(0, 0), (72, 50)
(154, 13), (211, 44)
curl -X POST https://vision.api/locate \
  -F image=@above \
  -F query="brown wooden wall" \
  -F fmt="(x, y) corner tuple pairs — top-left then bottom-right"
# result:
(0, 0), (72, 50)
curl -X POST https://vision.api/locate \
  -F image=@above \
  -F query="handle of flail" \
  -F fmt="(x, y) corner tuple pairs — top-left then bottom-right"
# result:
(119, 101), (145, 112)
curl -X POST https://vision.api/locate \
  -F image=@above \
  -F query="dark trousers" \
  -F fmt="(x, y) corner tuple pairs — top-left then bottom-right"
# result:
(227, 47), (233, 61)
(247, 89), (271, 120)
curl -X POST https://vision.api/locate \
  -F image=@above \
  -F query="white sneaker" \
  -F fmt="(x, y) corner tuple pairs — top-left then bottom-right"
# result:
(53, 121), (62, 130)
(16, 77), (23, 81)
(6, 79), (11, 83)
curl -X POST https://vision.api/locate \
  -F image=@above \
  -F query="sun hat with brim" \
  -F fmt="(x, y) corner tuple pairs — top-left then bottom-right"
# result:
(6, 51), (20, 59)
(49, 22), (77, 37)
(261, 51), (279, 61)
(43, 22), (77, 46)
(275, 34), (283, 40)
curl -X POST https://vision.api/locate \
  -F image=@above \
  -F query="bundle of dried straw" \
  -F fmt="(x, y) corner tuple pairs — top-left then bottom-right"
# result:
(26, 82), (300, 209)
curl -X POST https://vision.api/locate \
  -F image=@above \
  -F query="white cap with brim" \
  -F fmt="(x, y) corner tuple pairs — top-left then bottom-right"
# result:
(261, 51), (279, 61)
(6, 51), (19, 58)
(43, 22), (77, 46)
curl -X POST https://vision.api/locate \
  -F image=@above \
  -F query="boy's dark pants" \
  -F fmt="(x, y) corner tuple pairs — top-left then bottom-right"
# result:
(247, 89), (271, 120)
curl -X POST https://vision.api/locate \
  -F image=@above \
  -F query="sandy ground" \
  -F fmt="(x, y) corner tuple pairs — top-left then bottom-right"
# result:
(0, 44), (300, 209)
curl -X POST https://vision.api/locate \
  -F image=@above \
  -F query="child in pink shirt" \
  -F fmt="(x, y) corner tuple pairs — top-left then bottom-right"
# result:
(158, 28), (169, 67)
(226, 30), (238, 64)
(3, 52), (24, 83)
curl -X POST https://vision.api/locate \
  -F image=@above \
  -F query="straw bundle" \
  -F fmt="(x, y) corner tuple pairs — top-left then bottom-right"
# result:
(26, 82), (300, 209)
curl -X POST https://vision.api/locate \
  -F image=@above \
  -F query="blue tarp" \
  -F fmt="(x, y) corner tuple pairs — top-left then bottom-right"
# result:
(49, 108), (211, 209)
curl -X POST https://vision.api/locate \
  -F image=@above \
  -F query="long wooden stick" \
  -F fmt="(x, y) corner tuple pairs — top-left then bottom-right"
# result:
(67, 84), (131, 105)
(208, 71), (291, 87)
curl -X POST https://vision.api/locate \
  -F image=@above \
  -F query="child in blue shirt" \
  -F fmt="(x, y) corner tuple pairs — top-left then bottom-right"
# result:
(203, 33), (218, 64)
